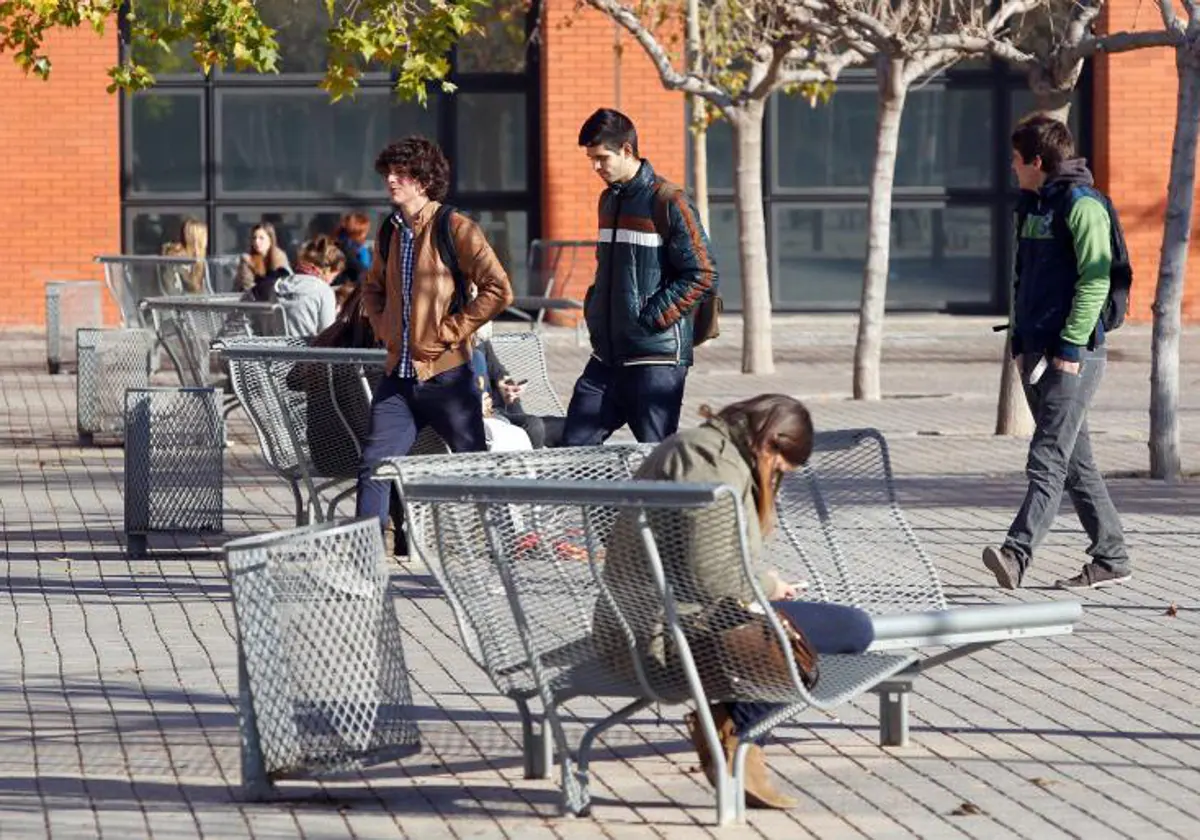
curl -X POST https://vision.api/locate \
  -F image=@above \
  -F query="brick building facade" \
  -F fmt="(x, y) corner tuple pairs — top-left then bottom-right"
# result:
(0, 0), (1194, 326)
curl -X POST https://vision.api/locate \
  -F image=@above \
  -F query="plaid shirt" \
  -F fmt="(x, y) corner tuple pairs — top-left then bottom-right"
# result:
(396, 214), (416, 379)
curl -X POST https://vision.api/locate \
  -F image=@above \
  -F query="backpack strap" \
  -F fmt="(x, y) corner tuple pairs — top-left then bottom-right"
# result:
(650, 177), (679, 244)
(434, 204), (470, 314)
(376, 213), (398, 265)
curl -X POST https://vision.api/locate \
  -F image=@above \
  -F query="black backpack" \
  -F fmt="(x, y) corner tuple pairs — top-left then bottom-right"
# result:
(1017, 187), (1133, 333)
(376, 204), (470, 314)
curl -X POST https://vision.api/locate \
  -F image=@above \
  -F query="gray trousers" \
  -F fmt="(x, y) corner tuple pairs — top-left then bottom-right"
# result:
(1004, 349), (1130, 572)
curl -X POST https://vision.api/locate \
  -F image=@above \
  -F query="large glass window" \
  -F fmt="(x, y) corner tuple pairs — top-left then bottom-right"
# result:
(216, 90), (438, 197)
(772, 86), (993, 190)
(456, 93), (528, 192)
(126, 91), (204, 196)
(707, 205), (742, 308)
(706, 120), (736, 193)
(770, 204), (993, 308)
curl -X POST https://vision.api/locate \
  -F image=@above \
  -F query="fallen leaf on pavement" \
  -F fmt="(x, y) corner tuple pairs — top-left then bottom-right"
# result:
(1030, 777), (1058, 788)
(950, 802), (983, 816)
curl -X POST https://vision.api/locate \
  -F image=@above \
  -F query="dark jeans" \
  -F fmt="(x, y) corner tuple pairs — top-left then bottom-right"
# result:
(355, 364), (487, 528)
(1004, 350), (1129, 573)
(561, 358), (689, 446)
(727, 600), (875, 742)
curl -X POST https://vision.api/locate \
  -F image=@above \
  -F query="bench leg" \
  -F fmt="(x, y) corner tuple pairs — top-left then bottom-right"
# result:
(516, 699), (550, 779)
(127, 534), (147, 559)
(877, 681), (912, 747)
(291, 482), (309, 527)
(575, 697), (652, 816)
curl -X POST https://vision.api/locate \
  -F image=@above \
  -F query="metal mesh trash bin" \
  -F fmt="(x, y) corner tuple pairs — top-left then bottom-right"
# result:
(76, 328), (155, 445)
(225, 518), (420, 799)
(124, 387), (224, 557)
(46, 281), (103, 374)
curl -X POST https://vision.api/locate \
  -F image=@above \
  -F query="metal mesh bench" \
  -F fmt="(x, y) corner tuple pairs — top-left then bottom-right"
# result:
(398, 475), (916, 825)
(215, 332), (566, 523)
(224, 518), (420, 799)
(45, 280), (103, 374)
(772, 428), (1084, 745)
(387, 431), (1085, 788)
(216, 338), (376, 525)
(76, 327), (156, 445)
(140, 295), (287, 390)
(96, 254), (242, 327)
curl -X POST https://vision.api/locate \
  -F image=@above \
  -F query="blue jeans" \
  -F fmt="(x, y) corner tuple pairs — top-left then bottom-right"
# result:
(1004, 350), (1129, 572)
(355, 364), (487, 527)
(561, 358), (688, 446)
(727, 600), (875, 742)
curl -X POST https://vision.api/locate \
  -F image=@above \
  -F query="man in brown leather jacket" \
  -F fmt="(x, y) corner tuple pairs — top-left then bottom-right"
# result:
(355, 136), (514, 528)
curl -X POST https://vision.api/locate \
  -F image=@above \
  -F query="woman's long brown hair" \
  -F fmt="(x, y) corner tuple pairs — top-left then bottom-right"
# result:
(247, 222), (285, 277)
(700, 394), (814, 533)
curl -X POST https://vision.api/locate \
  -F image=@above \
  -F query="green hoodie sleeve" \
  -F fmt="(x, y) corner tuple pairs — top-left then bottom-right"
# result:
(1060, 195), (1112, 361)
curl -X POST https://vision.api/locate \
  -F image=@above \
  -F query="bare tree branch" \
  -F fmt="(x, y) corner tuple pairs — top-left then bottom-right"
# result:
(748, 42), (795, 99)
(988, 0), (1050, 35)
(1087, 27), (1184, 55)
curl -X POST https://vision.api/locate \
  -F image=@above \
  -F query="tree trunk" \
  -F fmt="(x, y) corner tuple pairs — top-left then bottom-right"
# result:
(853, 55), (907, 400)
(1150, 53), (1200, 480)
(731, 102), (772, 373)
(685, 0), (708, 229)
(690, 99), (709, 229)
(996, 86), (1078, 435)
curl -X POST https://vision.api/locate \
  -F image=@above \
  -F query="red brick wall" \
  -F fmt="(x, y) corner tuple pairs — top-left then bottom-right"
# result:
(0, 28), (120, 326)
(540, 0), (685, 316)
(1095, 0), (1200, 322)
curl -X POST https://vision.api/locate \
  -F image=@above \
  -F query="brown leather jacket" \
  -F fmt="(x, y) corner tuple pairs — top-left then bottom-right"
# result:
(362, 201), (514, 379)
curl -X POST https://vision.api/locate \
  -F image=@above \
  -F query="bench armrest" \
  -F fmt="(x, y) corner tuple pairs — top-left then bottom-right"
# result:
(868, 602), (1084, 652)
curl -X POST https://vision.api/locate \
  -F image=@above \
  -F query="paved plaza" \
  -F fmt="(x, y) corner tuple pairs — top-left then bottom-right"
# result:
(2, 315), (1199, 839)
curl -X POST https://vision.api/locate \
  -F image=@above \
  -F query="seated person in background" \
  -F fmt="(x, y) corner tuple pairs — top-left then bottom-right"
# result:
(470, 321), (565, 449)
(161, 217), (209, 293)
(334, 211), (373, 288)
(235, 222), (291, 299)
(470, 328), (533, 452)
(273, 235), (343, 337)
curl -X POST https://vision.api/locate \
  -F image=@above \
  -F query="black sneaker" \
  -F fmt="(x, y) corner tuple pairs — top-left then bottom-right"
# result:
(982, 546), (1023, 590)
(1055, 564), (1131, 590)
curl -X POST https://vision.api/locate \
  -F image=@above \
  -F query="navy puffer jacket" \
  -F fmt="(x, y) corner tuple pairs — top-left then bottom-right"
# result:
(585, 160), (718, 367)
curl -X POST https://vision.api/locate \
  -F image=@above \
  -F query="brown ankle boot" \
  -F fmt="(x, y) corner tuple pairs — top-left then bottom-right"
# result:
(684, 704), (734, 787)
(742, 743), (799, 810)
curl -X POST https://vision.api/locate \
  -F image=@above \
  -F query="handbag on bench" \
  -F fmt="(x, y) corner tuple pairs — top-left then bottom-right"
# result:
(684, 597), (820, 698)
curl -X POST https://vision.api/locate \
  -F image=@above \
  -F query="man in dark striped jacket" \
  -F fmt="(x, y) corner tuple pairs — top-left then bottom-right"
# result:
(561, 108), (719, 446)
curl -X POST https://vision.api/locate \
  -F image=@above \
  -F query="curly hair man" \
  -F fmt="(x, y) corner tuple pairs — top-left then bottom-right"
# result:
(355, 135), (514, 529)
